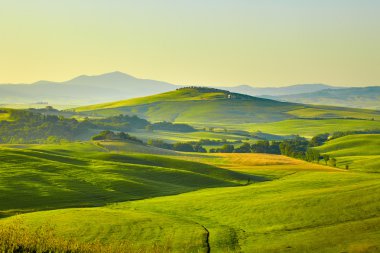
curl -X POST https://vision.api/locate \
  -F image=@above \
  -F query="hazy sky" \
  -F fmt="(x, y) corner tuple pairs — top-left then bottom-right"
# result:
(1, 0), (379, 86)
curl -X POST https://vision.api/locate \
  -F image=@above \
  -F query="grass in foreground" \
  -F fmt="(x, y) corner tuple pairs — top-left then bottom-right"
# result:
(1, 141), (379, 252)
(3, 171), (379, 252)
(0, 142), (258, 217)
(0, 218), (168, 253)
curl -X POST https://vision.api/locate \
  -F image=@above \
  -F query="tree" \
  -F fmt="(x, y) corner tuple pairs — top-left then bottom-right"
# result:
(309, 133), (329, 147)
(329, 158), (337, 167)
(220, 144), (234, 153)
(251, 140), (270, 153)
(92, 130), (116, 140)
(118, 132), (128, 140)
(323, 154), (330, 165)
(235, 142), (251, 153)
(305, 149), (314, 162)
(313, 150), (321, 163)
(193, 144), (207, 153)
(173, 142), (195, 152)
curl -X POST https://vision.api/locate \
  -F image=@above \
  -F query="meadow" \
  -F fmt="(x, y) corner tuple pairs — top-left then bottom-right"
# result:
(1, 140), (379, 252)
(0, 142), (258, 218)
(74, 87), (380, 125)
(315, 134), (380, 172)
(128, 129), (250, 143)
(1, 88), (380, 252)
(209, 118), (380, 138)
(2, 162), (379, 252)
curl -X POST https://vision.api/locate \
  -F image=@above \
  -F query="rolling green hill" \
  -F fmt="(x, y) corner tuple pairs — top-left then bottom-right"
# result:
(236, 119), (380, 138)
(315, 134), (380, 172)
(74, 87), (300, 123)
(74, 87), (380, 124)
(1, 141), (379, 252)
(3, 171), (379, 252)
(0, 142), (259, 217)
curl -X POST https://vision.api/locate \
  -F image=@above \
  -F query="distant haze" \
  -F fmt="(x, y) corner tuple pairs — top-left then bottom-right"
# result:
(1, 0), (380, 86)
(1, 72), (379, 110)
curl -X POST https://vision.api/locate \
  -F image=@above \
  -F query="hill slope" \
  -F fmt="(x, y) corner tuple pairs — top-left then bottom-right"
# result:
(315, 134), (380, 172)
(3, 171), (379, 252)
(0, 142), (259, 217)
(74, 87), (380, 124)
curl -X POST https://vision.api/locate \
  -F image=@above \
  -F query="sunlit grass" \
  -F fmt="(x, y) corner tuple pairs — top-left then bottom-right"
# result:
(315, 134), (380, 172)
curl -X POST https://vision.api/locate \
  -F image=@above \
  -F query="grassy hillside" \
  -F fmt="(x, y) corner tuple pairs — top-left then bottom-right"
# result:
(230, 119), (380, 138)
(3, 171), (379, 252)
(1, 141), (379, 252)
(73, 87), (380, 125)
(0, 142), (258, 217)
(129, 129), (251, 143)
(182, 153), (341, 178)
(315, 134), (380, 172)
(75, 88), (301, 124)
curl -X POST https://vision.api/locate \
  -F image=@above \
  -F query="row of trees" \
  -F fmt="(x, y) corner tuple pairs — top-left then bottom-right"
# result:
(222, 136), (339, 167)
(90, 114), (149, 131)
(147, 121), (196, 132)
(150, 135), (340, 167)
(147, 139), (207, 153)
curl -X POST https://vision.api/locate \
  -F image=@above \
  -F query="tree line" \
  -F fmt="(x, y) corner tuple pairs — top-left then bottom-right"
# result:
(0, 109), (196, 144)
(146, 134), (341, 167)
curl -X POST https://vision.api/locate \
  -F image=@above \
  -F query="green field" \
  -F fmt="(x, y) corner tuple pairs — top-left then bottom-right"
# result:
(0, 142), (258, 218)
(1, 141), (379, 252)
(225, 119), (380, 138)
(2, 167), (379, 252)
(315, 134), (380, 172)
(2, 88), (380, 252)
(129, 129), (250, 143)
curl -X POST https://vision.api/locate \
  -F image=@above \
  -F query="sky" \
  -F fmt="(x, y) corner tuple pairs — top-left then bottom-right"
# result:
(0, 0), (379, 87)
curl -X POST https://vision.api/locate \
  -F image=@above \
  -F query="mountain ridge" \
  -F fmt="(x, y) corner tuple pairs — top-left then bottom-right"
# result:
(0, 71), (376, 108)
(273, 86), (380, 110)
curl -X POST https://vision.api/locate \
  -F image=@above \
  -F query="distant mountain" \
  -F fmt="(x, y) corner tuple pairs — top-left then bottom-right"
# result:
(274, 87), (380, 110)
(220, 84), (340, 97)
(74, 87), (380, 124)
(0, 71), (373, 109)
(0, 72), (176, 105)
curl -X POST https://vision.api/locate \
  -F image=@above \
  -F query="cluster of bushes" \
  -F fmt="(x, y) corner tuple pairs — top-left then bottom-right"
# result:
(208, 140), (281, 154)
(148, 121), (196, 132)
(0, 110), (92, 144)
(147, 139), (207, 153)
(176, 86), (226, 93)
(330, 129), (380, 140)
(230, 135), (338, 167)
(92, 130), (143, 143)
(90, 114), (150, 131)
(0, 109), (198, 144)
